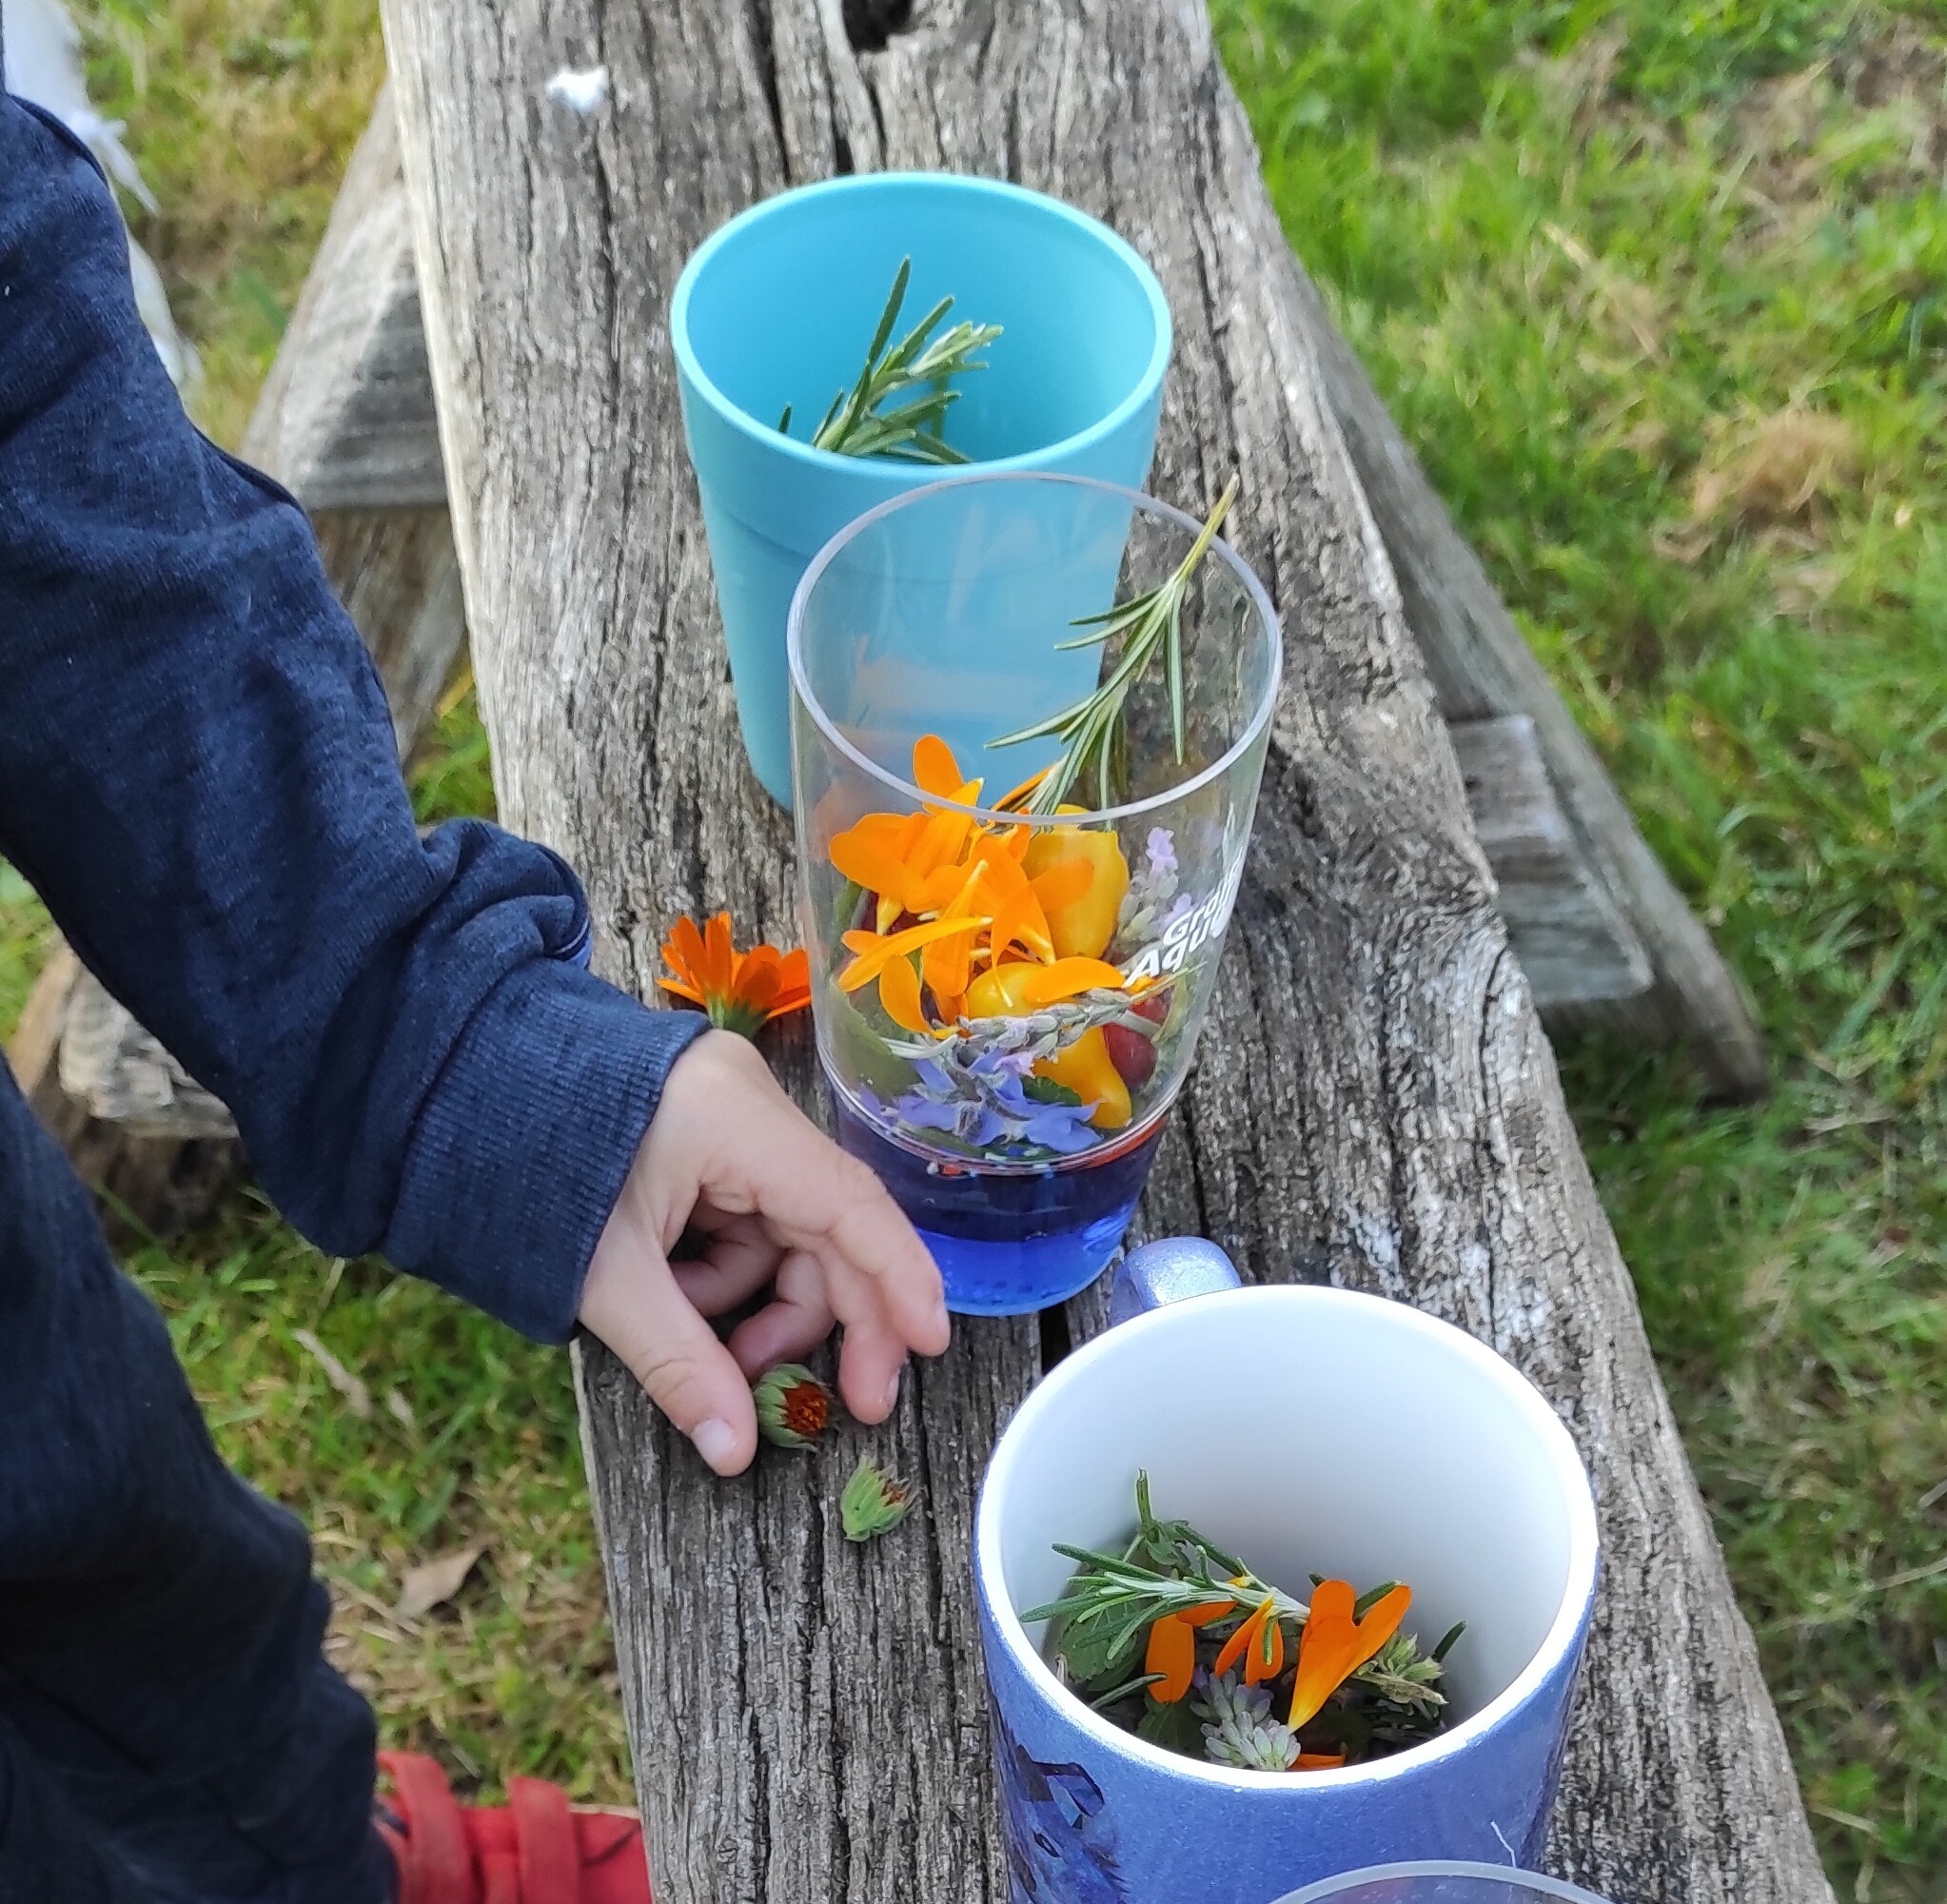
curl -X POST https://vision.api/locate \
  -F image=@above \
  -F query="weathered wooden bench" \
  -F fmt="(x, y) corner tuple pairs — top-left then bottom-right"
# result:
(14, 4), (1778, 1234)
(246, 80), (1765, 1079)
(353, 3), (1825, 1900)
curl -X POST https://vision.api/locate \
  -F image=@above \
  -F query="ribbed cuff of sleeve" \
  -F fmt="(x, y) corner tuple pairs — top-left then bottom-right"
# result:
(383, 961), (711, 1342)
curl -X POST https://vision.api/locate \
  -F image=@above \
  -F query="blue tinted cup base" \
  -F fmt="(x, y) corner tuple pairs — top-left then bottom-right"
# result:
(830, 1088), (1165, 1317)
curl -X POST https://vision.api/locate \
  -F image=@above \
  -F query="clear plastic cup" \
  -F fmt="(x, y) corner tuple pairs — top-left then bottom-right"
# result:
(1276, 1864), (1616, 1904)
(787, 472), (1279, 1315)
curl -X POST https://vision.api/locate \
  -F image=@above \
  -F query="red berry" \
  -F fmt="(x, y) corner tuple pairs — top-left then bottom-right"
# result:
(1133, 989), (1171, 1025)
(1103, 1022), (1158, 1089)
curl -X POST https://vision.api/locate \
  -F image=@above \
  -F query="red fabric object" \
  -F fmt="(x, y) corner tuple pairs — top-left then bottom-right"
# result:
(377, 1751), (650, 1904)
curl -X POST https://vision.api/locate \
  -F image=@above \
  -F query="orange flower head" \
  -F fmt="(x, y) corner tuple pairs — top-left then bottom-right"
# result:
(659, 913), (811, 1039)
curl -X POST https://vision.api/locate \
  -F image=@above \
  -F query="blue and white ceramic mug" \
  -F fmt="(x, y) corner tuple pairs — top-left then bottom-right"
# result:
(973, 1241), (1601, 1904)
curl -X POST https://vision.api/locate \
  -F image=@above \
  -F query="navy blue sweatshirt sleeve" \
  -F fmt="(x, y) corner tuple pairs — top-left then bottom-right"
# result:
(0, 88), (707, 1341)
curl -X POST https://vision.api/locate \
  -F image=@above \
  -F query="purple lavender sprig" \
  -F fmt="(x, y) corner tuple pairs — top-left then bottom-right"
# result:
(1111, 826), (1183, 959)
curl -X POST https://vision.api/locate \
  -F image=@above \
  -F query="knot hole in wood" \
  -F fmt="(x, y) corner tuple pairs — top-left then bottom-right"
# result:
(842, 0), (914, 53)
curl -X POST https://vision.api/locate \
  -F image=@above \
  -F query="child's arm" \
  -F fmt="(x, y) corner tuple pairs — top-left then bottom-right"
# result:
(0, 88), (943, 1465)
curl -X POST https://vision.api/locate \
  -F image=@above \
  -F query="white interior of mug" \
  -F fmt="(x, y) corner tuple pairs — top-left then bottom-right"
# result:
(977, 1286), (1599, 1778)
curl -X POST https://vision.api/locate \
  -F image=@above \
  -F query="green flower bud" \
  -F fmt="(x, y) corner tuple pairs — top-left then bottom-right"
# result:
(840, 1456), (914, 1542)
(753, 1364), (833, 1449)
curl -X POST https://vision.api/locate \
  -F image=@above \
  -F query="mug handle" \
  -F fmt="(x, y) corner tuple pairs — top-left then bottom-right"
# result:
(1105, 1237), (1241, 1327)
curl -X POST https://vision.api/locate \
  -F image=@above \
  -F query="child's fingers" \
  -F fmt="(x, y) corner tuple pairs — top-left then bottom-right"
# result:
(726, 1092), (950, 1358)
(831, 1307), (913, 1423)
(647, 1034), (948, 1358)
(577, 1232), (760, 1476)
(671, 1214), (784, 1316)
(724, 1248), (838, 1376)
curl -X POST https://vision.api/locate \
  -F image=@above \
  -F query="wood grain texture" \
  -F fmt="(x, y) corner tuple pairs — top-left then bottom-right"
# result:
(242, 82), (447, 511)
(1448, 714), (1650, 1009)
(379, 3), (1827, 1899)
(244, 88), (1682, 1022)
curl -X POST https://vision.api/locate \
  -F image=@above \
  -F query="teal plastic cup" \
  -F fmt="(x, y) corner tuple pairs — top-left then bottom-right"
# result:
(670, 172), (1172, 805)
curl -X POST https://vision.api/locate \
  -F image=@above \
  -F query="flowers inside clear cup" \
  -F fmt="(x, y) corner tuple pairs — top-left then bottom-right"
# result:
(788, 473), (1280, 1315)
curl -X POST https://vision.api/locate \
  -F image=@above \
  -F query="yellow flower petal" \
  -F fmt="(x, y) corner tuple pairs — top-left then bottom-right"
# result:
(838, 915), (990, 991)
(875, 953), (931, 1034)
(1016, 957), (1129, 1007)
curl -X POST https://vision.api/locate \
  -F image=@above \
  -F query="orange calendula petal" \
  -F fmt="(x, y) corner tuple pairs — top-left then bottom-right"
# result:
(830, 833), (916, 910)
(770, 949), (813, 1020)
(993, 765), (1050, 812)
(1293, 1753), (1347, 1771)
(1244, 1612), (1287, 1687)
(1017, 957), (1129, 1007)
(875, 953), (930, 1035)
(1345, 1584), (1412, 1674)
(913, 735), (965, 799)
(922, 868), (989, 1000)
(924, 932), (974, 1004)
(1180, 1599), (1238, 1629)
(1213, 1598), (1275, 1679)
(908, 808), (974, 882)
(703, 913), (737, 998)
(660, 915), (709, 991)
(737, 947), (783, 1014)
(913, 862), (980, 916)
(846, 812), (912, 849)
(838, 915), (989, 991)
(1144, 1613), (1196, 1705)
(1288, 1580), (1363, 1730)
(1029, 858), (1093, 913)
(986, 896), (1022, 966)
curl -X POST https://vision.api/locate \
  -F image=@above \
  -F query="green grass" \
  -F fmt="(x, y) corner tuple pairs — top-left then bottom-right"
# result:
(1217, 1), (1947, 1891)
(2, 0), (1941, 1889)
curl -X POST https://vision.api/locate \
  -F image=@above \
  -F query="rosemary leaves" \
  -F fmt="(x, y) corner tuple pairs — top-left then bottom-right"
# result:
(778, 258), (1001, 464)
(989, 478), (1241, 814)
(1024, 1473), (1463, 1772)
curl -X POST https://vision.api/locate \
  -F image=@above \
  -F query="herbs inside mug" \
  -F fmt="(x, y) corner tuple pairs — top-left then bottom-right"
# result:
(1025, 1473), (1465, 1772)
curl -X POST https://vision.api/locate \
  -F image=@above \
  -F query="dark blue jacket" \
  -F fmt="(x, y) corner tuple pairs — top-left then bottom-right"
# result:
(0, 81), (704, 1342)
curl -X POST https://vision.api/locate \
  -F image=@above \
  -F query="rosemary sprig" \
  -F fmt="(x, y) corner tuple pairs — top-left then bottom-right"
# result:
(988, 476), (1241, 814)
(1028, 1471), (1456, 1771)
(778, 258), (1001, 464)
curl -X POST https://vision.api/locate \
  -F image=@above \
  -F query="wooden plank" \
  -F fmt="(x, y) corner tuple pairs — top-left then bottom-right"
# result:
(241, 82), (446, 511)
(5, 948), (242, 1245)
(1283, 268), (1767, 1099)
(245, 79), (467, 751)
(378, 6), (1828, 1902)
(1448, 715), (1650, 1008)
(241, 88), (1668, 1020)
(312, 505), (464, 758)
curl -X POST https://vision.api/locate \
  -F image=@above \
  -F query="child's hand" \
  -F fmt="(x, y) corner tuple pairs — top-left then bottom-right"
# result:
(576, 1031), (950, 1475)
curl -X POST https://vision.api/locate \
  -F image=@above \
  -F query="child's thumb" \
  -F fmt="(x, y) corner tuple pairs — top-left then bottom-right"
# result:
(577, 1240), (758, 1476)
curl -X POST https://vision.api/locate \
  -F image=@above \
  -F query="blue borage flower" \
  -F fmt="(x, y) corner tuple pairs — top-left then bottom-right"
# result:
(861, 1043), (1099, 1159)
